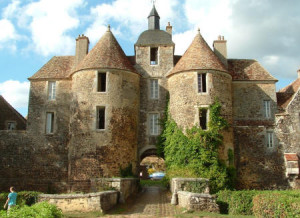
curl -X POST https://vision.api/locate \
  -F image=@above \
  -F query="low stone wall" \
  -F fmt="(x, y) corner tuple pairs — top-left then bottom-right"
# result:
(38, 191), (118, 213)
(177, 191), (219, 213)
(90, 178), (139, 203)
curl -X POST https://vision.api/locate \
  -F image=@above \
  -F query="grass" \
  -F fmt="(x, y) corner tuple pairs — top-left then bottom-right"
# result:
(63, 211), (104, 217)
(175, 208), (255, 218)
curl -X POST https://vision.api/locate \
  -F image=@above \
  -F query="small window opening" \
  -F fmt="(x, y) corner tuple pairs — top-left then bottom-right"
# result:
(150, 47), (158, 65)
(267, 132), (273, 148)
(149, 113), (159, 135)
(97, 107), (105, 130)
(46, 112), (54, 134)
(97, 72), (106, 92)
(7, 122), (16, 130)
(198, 73), (207, 93)
(264, 100), (271, 118)
(150, 79), (159, 99)
(199, 108), (208, 130)
(48, 81), (56, 100)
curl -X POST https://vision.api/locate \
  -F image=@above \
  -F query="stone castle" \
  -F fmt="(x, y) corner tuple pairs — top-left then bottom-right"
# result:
(0, 5), (299, 192)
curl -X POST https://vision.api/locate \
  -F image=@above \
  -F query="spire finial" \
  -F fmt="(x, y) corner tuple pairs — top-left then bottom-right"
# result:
(197, 27), (200, 33)
(107, 24), (111, 32)
(151, 0), (156, 5)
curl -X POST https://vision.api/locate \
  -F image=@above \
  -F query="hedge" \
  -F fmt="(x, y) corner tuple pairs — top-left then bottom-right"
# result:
(0, 191), (40, 210)
(217, 190), (300, 216)
(253, 192), (300, 218)
(0, 201), (62, 218)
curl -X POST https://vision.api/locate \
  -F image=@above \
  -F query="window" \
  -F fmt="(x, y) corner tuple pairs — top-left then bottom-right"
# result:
(264, 100), (271, 118)
(97, 72), (106, 92)
(150, 47), (158, 65)
(97, 107), (105, 130)
(149, 113), (159, 135)
(46, 112), (54, 134)
(199, 108), (208, 130)
(7, 122), (16, 130)
(150, 79), (159, 99)
(48, 81), (56, 100)
(198, 73), (207, 93)
(266, 132), (273, 148)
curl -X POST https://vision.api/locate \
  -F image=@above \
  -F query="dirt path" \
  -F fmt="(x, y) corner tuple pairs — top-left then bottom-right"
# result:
(106, 186), (179, 217)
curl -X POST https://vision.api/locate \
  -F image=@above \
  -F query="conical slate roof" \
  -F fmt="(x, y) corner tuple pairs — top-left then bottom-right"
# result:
(75, 27), (137, 74)
(168, 30), (227, 77)
(148, 5), (160, 18)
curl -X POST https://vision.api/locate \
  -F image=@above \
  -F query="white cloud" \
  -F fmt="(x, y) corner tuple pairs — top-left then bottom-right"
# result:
(17, 0), (85, 56)
(0, 80), (30, 109)
(173, 29), (195, 55)
(2, 0), (21, 19)
(0, 19), (19, 51)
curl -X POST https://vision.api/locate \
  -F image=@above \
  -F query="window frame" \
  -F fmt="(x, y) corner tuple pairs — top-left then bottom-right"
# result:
(199, 107), (209, 130)
(6, 121), (16, 130)
(150, 47), (158, 65)
(48, 81), (56, 100)
(197, 73), (207, 93)
(263, 100), (271, 118)
(149, 113), (160, 136)
(96, 106), (106, 130)
(97, 72), (107, 93)
(266, 131), (274, 148)
(150, 79), (159, 99)
(45, 112), (54, 134)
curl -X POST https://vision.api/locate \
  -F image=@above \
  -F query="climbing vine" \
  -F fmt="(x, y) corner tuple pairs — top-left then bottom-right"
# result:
(157, 99), (235, 193)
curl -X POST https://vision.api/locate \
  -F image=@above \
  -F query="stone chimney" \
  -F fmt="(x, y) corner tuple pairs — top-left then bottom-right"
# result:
(213, 35), (227, 68)
(75, 34), (89, 66)
(298, 68), (300, 78)
(166, 22), (172, 37)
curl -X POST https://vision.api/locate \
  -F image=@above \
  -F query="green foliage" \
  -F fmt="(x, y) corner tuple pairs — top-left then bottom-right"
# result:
(0, 191), (40, 211)
(217, 190), (300, 216)
(119, 163), (134, 178)
(157, 99), (235, 193)
(0, 201), (62, 218)
(252, 191), (300, 218)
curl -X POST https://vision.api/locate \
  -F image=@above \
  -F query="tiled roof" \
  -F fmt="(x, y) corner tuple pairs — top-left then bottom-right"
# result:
(75, 28), (137, 74)
(228, 59), (277, 81)
(284, 153), (299, 161)
(168, 31), (227, 77)
(29, 56), (74, 80)
(277, 78), (300, 109)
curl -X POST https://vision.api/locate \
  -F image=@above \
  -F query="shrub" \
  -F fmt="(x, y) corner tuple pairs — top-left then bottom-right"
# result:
(0, 201), (62, 218)
(253, 192), (300, 218)
(119, 163), (134, 178)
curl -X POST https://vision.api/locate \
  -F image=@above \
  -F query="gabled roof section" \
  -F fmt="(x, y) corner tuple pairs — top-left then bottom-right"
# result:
(29, 56), (74, 80)
(228, 59), (278, 81)
(168, 30), (227, 77)
(277, 78), (300, 109)
(74, 27), (137, 74)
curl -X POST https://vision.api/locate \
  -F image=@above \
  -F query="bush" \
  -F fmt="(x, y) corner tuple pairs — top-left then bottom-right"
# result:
(0, 201), (62, 218)
(119, 163), (134, 178)
(253, 192), (300, 218)
(0, 191), (40, 211)
(217, 190), (300, 216)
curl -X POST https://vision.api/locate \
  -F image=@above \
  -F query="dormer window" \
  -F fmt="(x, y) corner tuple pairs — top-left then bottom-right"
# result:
(150, 47), (158, 65)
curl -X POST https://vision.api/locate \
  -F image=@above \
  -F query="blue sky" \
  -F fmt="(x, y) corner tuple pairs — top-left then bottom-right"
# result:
(0, 0), (299, 116)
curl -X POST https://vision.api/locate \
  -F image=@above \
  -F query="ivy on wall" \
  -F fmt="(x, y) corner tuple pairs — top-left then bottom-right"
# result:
(157, 99), (235, 193)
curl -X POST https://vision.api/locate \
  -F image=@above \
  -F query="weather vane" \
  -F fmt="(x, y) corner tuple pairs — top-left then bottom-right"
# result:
(151, 0), (156, 5)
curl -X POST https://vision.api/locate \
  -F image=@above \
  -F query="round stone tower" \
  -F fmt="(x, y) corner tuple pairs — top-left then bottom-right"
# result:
(69, 26), (140, 187)
(167, 29), (233, 162)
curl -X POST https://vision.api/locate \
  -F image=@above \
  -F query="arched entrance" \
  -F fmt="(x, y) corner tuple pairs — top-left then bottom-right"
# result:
(138, 146), (165, 179)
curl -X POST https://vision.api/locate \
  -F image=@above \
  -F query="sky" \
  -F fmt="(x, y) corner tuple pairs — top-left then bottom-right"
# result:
(0, 0), (299, 117)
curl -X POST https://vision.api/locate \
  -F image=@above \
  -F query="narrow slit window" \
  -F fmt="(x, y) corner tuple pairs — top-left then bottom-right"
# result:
(198, 73), (207, 93)
(46, 112), (54, 134)
(149, 113), (159, 135)
(264, 100), (271, 118)
(48, 81), (56, 100)
(199, 108), (208, 130)
(267, 132), (273, 148)
(97, 72), (106, 92)
(7, 122), (16, 130)
(150, 47), (158, 65)
(97, 107), (105, 130)
(150, 79), (159, 99)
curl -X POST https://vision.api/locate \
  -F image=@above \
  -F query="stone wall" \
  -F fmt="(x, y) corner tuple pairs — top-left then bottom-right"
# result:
(135, 45), (173, 160)
(90, 178), (139, 203)
(177, 191), (219, 212)
(69, 69), (140, 190)
(168, 70), (234, 161)
(38, 191), (118, 213)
